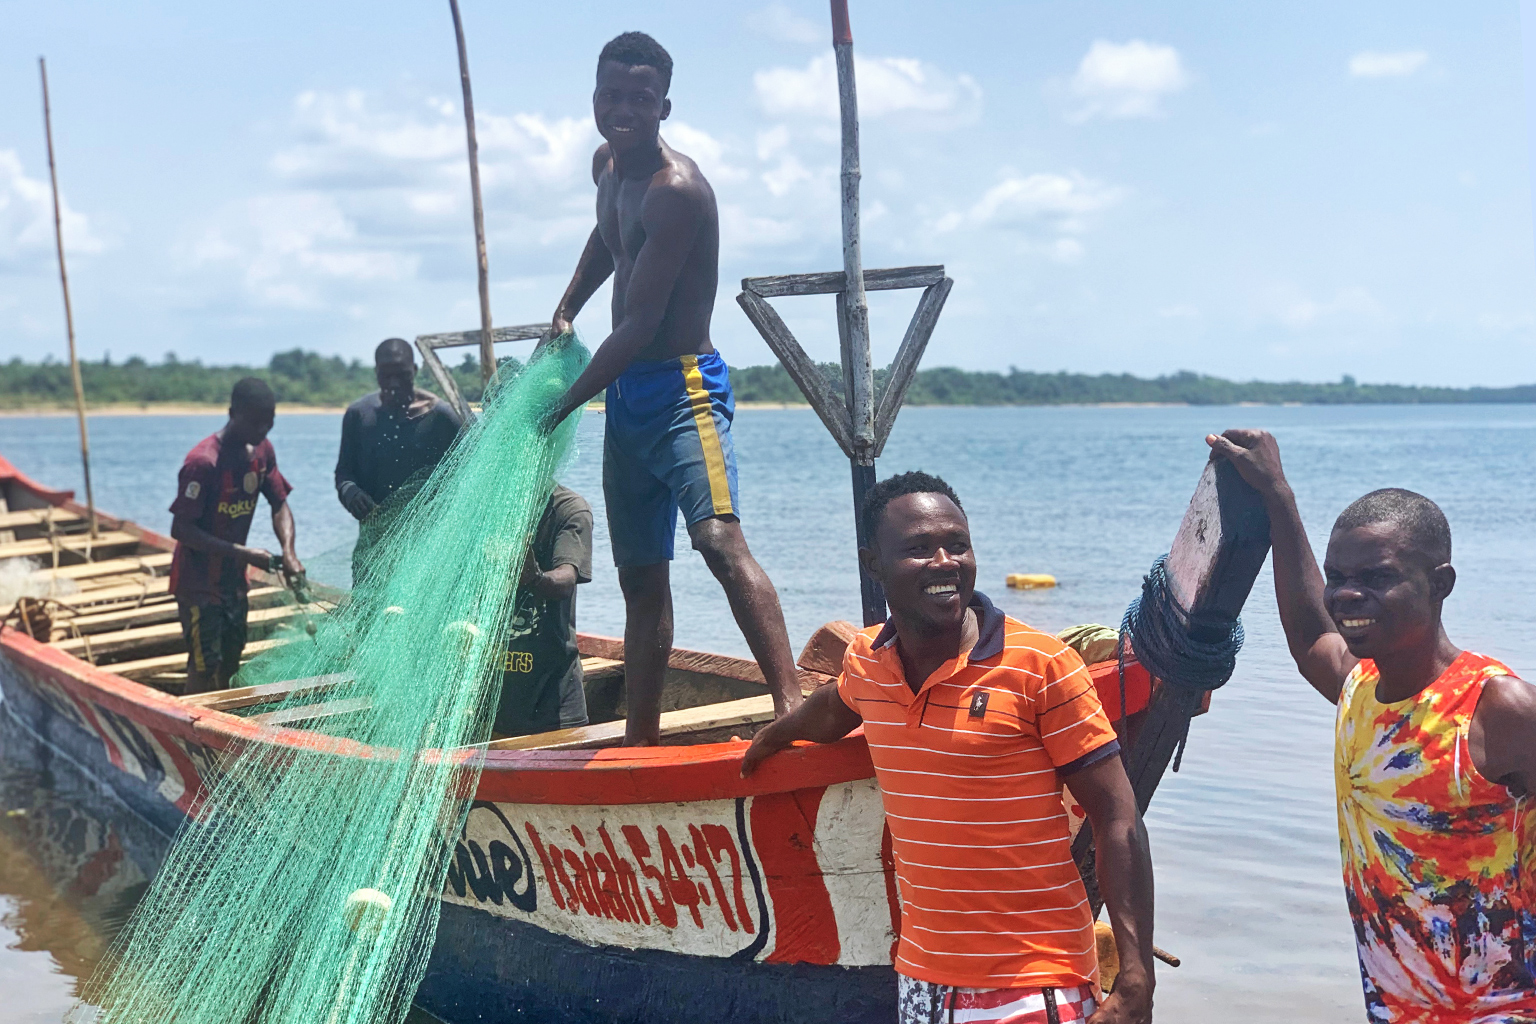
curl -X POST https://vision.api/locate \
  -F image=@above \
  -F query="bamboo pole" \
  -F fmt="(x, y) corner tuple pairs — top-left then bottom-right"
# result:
(448, 0), (495, 388)
(830, 0), (884, 626)
(39, 57), (97, 539)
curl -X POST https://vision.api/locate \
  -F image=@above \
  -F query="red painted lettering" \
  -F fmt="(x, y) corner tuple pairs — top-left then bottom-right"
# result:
(562, 848), (602, 915)
(690, 824), (734, 931)
(657, 826), (703, 928)
(599, 825), (649, 925)
(702, 824), (754, 933)
(523, 823), (566, 911)
(622, 825), (677, 928)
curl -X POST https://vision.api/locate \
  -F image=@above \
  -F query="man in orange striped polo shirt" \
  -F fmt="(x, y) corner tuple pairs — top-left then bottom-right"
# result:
(744, 471), (1155, 1024)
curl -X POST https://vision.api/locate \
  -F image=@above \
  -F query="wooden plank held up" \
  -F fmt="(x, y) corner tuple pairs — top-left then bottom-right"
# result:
(1071, 456), (1271, 914)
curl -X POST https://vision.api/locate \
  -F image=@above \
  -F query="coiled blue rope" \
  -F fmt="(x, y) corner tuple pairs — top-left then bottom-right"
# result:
(1115, 554), (1245, 771)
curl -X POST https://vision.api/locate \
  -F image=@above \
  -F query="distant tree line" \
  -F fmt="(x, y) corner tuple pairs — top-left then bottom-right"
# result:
(1, 351), (1532, 409)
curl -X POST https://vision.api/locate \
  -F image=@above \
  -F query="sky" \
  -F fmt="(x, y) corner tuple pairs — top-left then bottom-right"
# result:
(1, 0), (1533, 387)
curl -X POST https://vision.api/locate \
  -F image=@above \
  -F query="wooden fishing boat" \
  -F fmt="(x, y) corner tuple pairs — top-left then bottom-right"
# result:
(0, 452), (1262, 1023)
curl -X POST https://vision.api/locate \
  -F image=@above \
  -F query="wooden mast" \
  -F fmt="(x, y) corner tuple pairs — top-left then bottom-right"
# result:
(448, 0), (496, 389)
(39, 57), (97, 540)
(830, 0), (884, 627)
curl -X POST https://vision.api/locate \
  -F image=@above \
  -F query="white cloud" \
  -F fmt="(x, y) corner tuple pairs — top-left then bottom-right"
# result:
(193, 192), (419, 309)
(754, 54), (982, 125)
(0, 149), (103, 272)
(1068, 40), (1189, 121)
(194, 89), (599, 309)
(746, 3), (821, 46)
(1348, 51), (1428, 78)
(943, 172), (1123, 233)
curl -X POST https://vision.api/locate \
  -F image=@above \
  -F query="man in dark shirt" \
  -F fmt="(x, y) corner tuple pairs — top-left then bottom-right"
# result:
(496, 485), (594, 737)
(335, 337), (463, 516)
(169, 377), (303, 694)
(335, 338), (463, 583)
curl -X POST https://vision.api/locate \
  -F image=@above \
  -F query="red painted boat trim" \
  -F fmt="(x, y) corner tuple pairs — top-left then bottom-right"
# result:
(0, 455), (1173, 813)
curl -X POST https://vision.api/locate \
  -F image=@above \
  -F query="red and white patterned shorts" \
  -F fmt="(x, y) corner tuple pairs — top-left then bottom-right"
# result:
(896, 974), (1098, 1024)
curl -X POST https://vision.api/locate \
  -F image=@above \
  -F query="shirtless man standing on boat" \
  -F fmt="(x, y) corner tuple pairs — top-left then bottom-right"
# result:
(743, 472), (1156, 1024)
(543, 31), (803, 743)
(1208, 429), (1536, 1023)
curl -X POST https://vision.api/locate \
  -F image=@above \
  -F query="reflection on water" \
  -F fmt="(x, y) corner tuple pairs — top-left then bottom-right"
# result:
(0, 710), (167, 1022)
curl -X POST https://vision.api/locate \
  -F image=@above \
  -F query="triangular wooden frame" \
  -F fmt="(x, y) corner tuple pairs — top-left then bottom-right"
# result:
(414, 322), (550, 421)
(736, 265), (952, 460)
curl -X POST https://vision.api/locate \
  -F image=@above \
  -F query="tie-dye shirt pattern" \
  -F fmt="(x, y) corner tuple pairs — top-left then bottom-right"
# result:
(1336, 651), (1536, 1023)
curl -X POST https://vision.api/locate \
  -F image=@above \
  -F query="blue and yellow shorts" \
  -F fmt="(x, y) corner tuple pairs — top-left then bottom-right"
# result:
(603, 351), (740, 567)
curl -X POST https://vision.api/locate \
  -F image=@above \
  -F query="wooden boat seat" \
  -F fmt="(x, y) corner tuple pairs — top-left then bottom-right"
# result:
(52, 576), (171, 609)
(0, 530), (142, 562)
(47, 585), (284, 641)
(110, 637), (289, 682)
(0, 507), (86, 531)
(182, 672), (354, 712)
(248, 696), (372, 728)
(52, 602), (326, 661)
(26, 551), (172, 583)
(487, 693), (778, 752)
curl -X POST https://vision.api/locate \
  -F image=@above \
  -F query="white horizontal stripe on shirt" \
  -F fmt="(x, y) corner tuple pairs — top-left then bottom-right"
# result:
(896, 934), (1096, 958)
(898, 856), (1073, 872)
(876, 764), (1058, 780)
(1039, 719), (1100, 740)
(898, 878), (1079, 896)
(898, 895), (1089, 916)
(865, 742), (1051, 760)
(878, 788), (1059, 802)
(885, 810), (1062, 826)
(894, 835), (1062, 849)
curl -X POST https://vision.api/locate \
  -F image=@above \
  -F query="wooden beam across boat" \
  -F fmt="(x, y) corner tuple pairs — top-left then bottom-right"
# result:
(52, 602), (325, 660)
(48, 586), (284, 640)
(51, 576), (170, 608)
(487, 693), (779, 752)
(0, 530), (141, 562)
(109, 637), (290, 681)
(0, 507), (86, 531)
(26, 551), (171, 583)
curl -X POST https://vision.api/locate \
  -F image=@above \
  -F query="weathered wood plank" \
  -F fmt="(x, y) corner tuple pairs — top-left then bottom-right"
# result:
(248, 696), (372, 728)
(110, 637), (290, 681)
(872, 276), (953, 457)
(26, 552), (171, 582)
(0, 507), (85, 531)
(51, 586), (283, 640)
(50, 576), (170, 608)
(0, 530), (141, 562)
(487, 694), (777, 752)
(52, 602), (325, 659)
(736, 289), (856, 456)
(742, 265), (945, 298)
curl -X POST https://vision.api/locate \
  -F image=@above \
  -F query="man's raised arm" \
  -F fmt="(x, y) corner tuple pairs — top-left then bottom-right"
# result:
(548, 184), (702, 424)
(1206, 429), (1355, 703)
(551, 227), (615, 338)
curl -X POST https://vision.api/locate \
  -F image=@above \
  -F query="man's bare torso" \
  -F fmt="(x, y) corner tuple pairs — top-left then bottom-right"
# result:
(595, 138), (719, 362)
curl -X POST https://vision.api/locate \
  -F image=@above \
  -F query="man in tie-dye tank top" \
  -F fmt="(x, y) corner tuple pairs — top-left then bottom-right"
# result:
(1207, 428), (1536, 1024)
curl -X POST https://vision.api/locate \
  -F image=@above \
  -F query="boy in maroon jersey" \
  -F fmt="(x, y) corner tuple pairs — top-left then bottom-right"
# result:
(169, 377), (304, 694)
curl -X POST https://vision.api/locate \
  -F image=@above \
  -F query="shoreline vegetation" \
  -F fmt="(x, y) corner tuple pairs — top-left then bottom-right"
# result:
(3, 349), (1533, 412)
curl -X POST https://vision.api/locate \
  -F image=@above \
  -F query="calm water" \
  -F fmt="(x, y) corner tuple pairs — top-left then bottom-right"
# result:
(2, 402), (1534, 1023)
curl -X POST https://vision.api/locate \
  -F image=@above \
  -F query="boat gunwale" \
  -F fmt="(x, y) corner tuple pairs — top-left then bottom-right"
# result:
(0, 455), (878, 807)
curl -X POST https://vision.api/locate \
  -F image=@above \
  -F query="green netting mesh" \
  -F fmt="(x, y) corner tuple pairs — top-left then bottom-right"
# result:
(72, 336), (591, 1024)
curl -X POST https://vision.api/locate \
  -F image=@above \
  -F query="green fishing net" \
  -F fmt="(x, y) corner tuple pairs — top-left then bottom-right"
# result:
(72, 335), (591, 1024)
